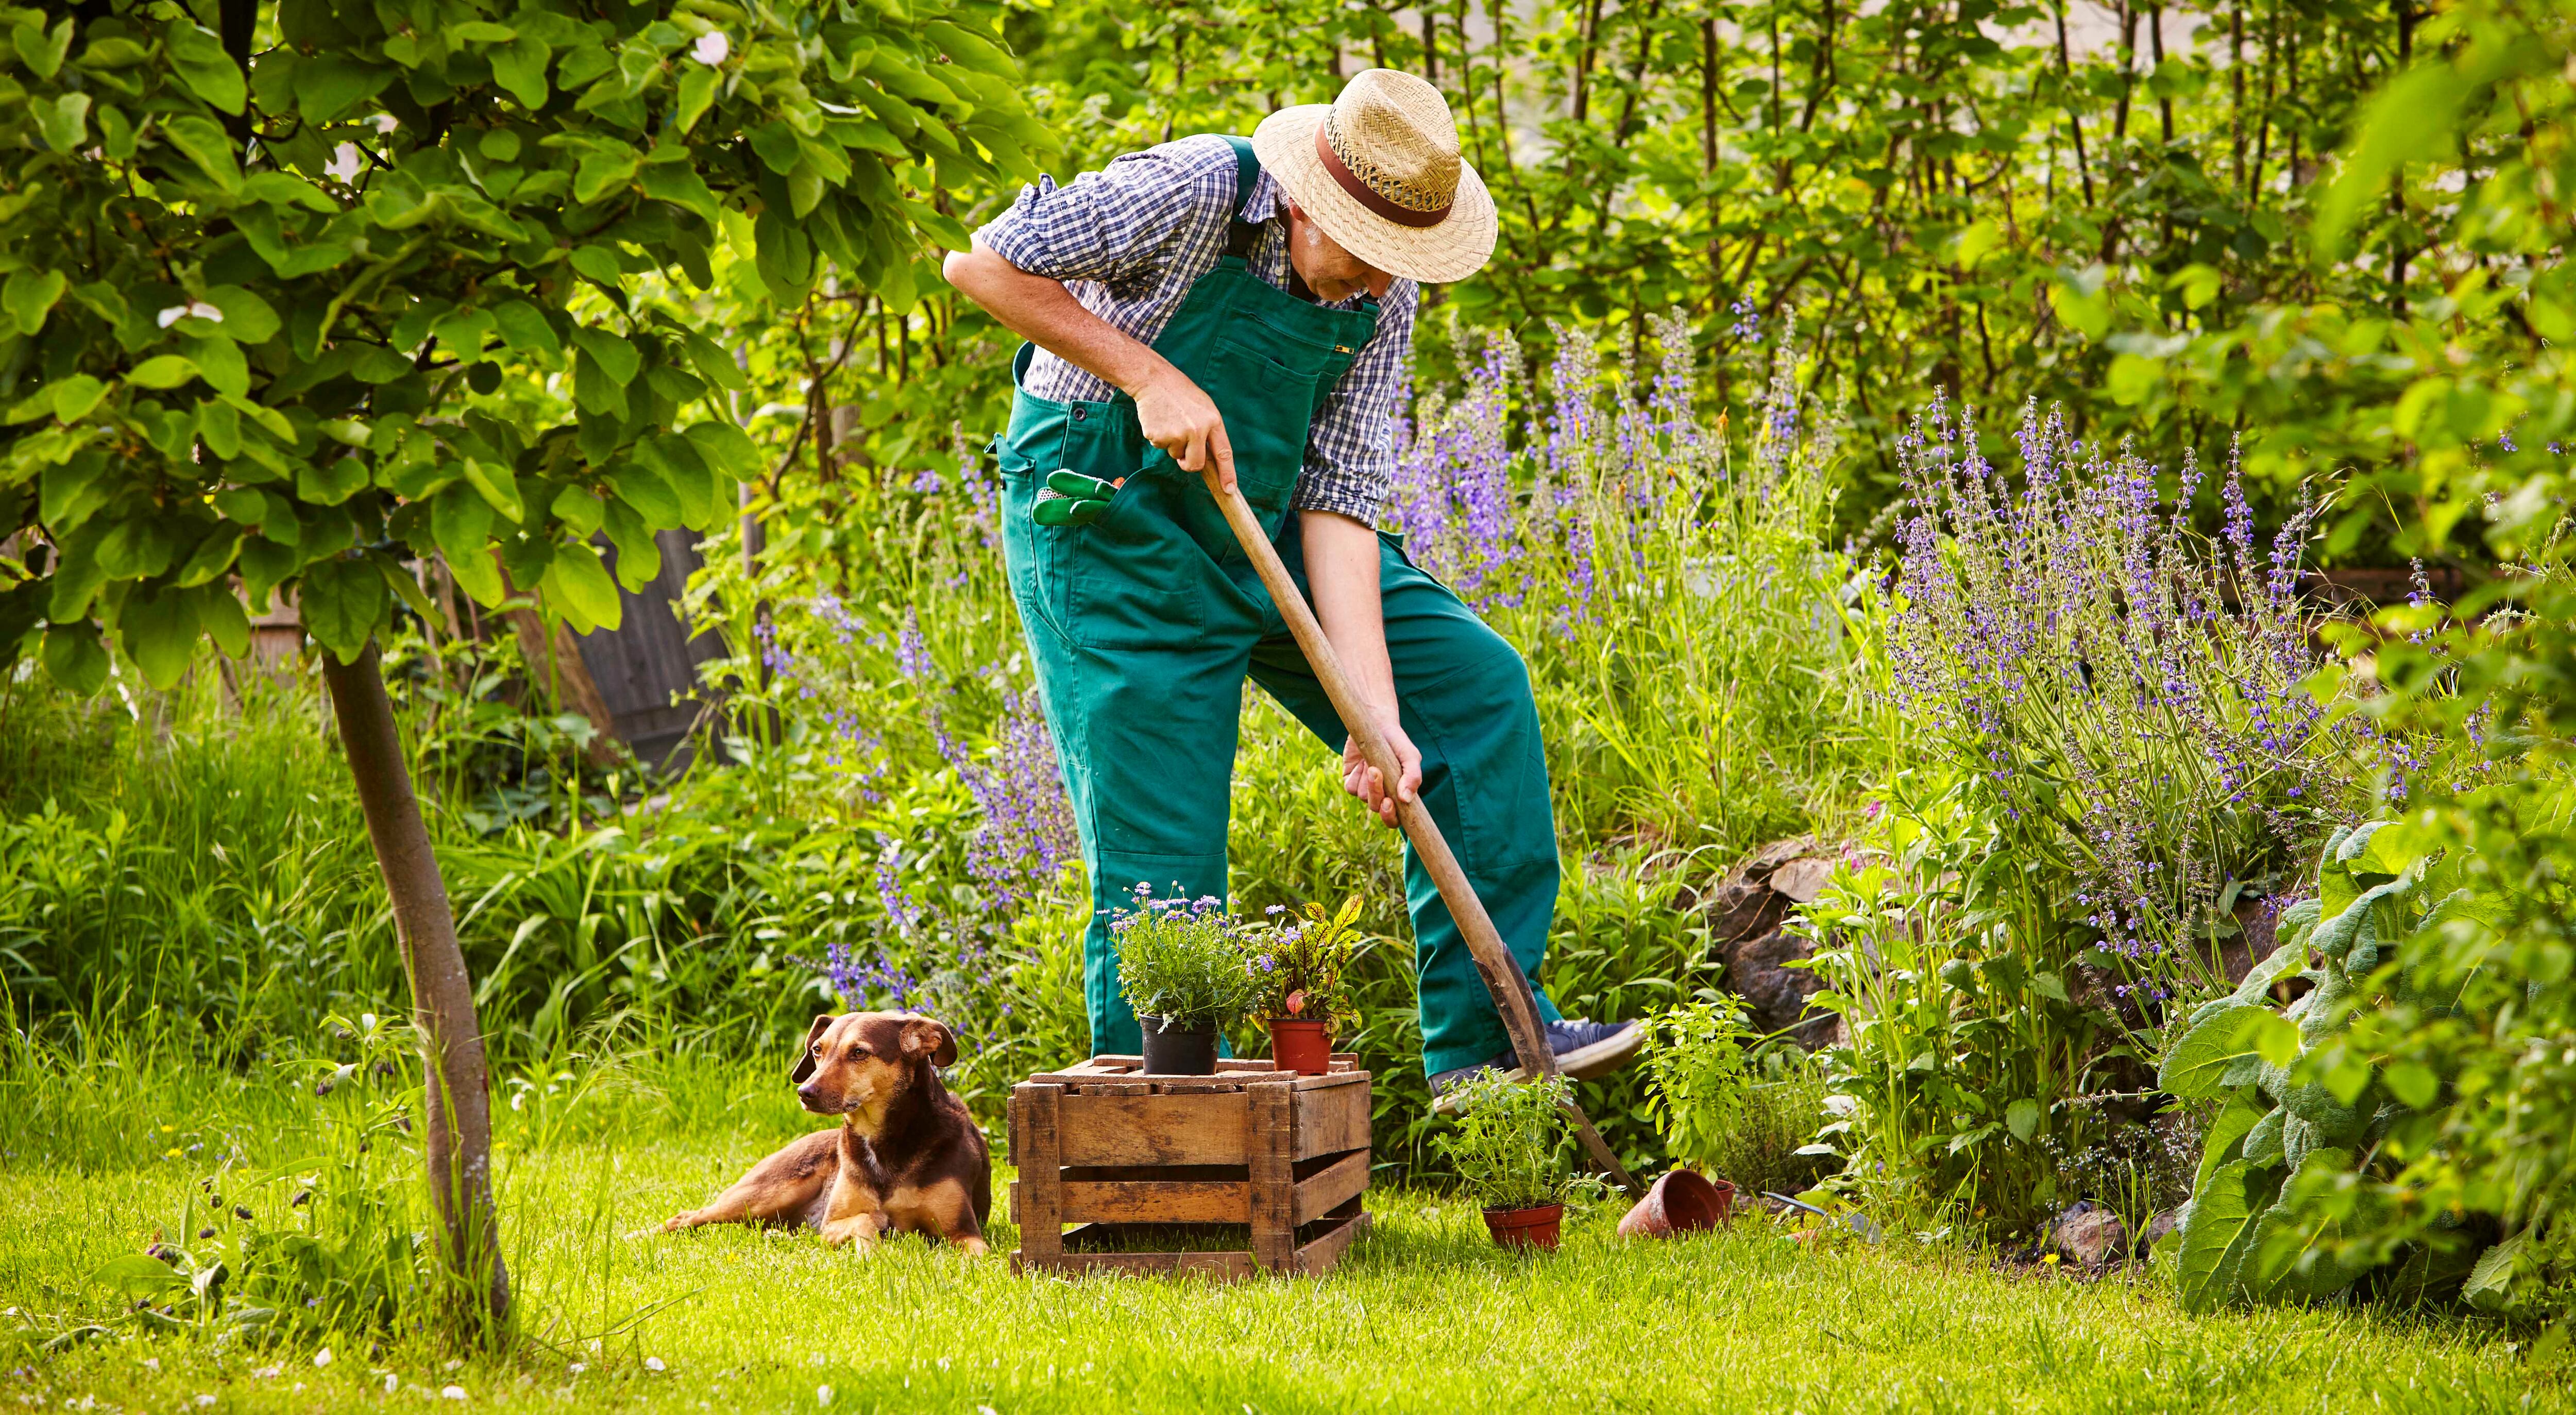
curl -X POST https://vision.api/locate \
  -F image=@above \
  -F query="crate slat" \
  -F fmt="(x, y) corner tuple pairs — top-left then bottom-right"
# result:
(1012, 1082), (1063, 1264)
(1059, 1178), (1248, 1225)
(1291, 1150), (1371, 1226)
(1056, 1090), (1249, 1167)
(1293, 1080), (1369, 1161)
(1294, 1204), (1371, 1275)
(1249, 1081), (1296, 1270)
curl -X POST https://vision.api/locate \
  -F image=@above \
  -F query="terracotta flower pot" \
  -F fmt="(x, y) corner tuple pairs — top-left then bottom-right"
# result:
(1482, 1203), (1565, 1251)
(1617, 1169), (1734, 1240)
(1268, 1018), (1330, 1075)
(1138, 1015), (1217, 1075)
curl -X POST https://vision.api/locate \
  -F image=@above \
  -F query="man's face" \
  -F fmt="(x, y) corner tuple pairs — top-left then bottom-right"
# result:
(1282, 199), (1396, 303)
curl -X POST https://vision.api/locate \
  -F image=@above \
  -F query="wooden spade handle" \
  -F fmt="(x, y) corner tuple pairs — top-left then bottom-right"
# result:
(1204, 474), (1641, 1198)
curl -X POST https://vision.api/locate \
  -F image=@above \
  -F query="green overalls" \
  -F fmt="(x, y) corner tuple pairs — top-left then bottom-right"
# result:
(992, 138), (1564, 1079)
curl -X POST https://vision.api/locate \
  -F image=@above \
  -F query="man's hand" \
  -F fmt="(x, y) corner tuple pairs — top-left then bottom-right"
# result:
(942, 240), (1236, 494)
(1342, 720), (1423, 827)
(1134, 365), (1236, 494)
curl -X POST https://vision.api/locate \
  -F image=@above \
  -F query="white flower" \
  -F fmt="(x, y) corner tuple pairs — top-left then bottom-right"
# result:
(644, 1357), (665, 1372)
(324, 143), (364, 183)
(194, 1400), (214, 1409)
(313, 1349), (331, 1368)
(142, 1359), (159, 1372)
(252, 1367), (280, 1379)
(440, 1387), (467, 1401)
(156, 301), (222, 328)
(690, 31), (730, 65)
(567, 1363), (586, 1376)
(815, 1387), (832, 1407)
(382, 1375), (398, 1394)
(372, 113), (400, 133)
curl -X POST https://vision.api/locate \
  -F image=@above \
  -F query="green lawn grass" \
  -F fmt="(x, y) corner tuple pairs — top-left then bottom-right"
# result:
(4, 1127), (2565, 1414)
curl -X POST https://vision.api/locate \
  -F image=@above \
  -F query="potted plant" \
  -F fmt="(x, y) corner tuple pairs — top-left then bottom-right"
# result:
(1436, 1071), (1594, 1250)
(1244, 896), (1364, 1075)
(1112, 886), (1255, 1075)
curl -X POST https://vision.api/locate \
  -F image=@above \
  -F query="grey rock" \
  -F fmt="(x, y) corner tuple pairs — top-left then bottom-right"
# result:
(1680, 837), (1841, 1046)
(2141, 1208), (2179, 1251)
(2051, 1201), (2129, 1267)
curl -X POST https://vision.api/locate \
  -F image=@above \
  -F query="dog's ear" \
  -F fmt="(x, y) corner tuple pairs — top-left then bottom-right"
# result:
(789, 1014), (836, 1085)
(902, 1017), (958, 1069)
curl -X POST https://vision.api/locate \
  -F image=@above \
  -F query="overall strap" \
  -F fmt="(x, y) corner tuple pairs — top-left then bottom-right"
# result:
(1220, 134), (1262, 260)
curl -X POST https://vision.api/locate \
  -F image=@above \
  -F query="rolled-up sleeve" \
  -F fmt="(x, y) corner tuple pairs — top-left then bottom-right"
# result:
(975, 140), (1230, 295)
(1295, 280), (1418, 525)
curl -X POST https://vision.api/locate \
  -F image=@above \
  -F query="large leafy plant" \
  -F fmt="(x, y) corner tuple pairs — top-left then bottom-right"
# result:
(2158, 821), (2493, 1312)
(0, 0), (1039, 1342)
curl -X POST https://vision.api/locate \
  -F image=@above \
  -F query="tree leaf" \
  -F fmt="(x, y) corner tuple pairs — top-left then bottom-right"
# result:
(681, 330), (747, 392)
(3, 267), (65, 335)
(460, 460), (524, 523)
(41, 621), (108, 695)
(294, 54), (395, 124)
(33, 93), (91, 154)
(489, 300), (561, 358)
(569, 326), (640, 385)
(175, 526), (244, 587)
(127, 355), (201, 390)
(13, 16), (72, 80)
(540, 542), (622, 632)
(159, 114), (243, 193)
(119, 583), (201, 689)
(637, 162), (721, 226)
(2314, 61), (2469, 260)
(601, 498), (661, 592)
(296, 456), (369, 507)
(681, 418), (760, 479)
(572, 146), (640, 205)
(50, 375), (107, 423)
(673, 63), (717, 133)
(200, 582), (250, 658)
(202, 286), (281, 345)
(490, 36), (552, 108)
(298, 554), (385, 662)
(164, 21), (247, 114)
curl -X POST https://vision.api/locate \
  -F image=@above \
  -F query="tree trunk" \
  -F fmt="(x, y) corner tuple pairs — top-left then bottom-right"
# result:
(320, 642), (511, 1341)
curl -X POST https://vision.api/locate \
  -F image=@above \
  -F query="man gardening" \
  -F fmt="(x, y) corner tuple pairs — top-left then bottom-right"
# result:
(943, 70), (1640, 1099)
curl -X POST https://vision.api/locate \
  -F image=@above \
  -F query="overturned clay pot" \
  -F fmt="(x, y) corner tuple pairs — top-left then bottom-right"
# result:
(1618, 1169), (1735, 1239)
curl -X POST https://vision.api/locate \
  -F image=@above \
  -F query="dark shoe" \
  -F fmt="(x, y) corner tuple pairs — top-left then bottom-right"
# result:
(1428, 1018), (1644, 1113)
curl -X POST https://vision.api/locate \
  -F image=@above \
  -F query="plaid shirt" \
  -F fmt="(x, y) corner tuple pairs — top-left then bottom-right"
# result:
(975, 134), (1418, 526)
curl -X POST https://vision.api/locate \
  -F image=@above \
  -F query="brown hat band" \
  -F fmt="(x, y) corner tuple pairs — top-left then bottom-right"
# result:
(1312, 118), (1452, 230)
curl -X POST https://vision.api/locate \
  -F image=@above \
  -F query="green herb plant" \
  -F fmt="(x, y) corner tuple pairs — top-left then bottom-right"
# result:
(1109, 887), (1254, 1032)
(1639, 995), (1832, 1194)
(1436, 1071), (1584, 1213)
(1243, 895), (1363, 1029)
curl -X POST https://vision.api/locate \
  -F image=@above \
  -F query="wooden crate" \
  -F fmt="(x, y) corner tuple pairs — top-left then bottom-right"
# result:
(1007, 1054), (1372, 1279)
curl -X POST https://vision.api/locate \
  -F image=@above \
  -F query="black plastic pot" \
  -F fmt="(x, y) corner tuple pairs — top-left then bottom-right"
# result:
(1139, 1015), (1218, 1075)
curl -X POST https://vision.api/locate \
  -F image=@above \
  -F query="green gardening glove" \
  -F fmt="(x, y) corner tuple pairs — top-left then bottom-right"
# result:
(1031, 469), (1123, 527)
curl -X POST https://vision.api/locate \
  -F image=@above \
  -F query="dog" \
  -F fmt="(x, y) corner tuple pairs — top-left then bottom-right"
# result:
(649, 1012), (991, 1253)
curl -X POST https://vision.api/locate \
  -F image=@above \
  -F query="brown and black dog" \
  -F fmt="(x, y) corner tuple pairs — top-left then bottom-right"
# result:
(649, 1012), (991, 1253)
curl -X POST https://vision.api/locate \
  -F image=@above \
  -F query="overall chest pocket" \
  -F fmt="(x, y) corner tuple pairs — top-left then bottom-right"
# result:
(1201, 337), (1326, 508)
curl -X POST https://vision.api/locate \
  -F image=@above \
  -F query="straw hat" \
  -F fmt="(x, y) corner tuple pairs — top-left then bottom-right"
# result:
(1252, 70), (1498, 285)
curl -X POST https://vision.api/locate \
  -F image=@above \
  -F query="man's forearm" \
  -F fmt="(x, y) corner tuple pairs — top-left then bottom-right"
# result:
(942, 240), (1171, 398)
(1301, 510), (1397, 723)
